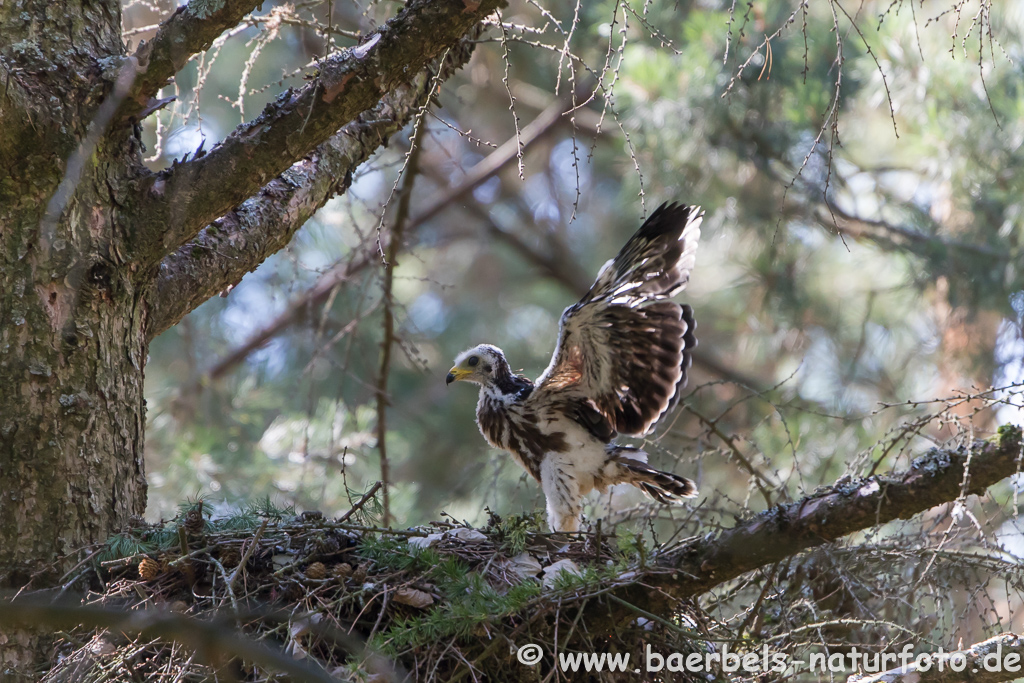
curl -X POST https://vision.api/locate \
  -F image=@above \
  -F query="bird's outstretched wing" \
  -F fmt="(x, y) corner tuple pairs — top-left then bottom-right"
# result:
(533, 202), (702, 437)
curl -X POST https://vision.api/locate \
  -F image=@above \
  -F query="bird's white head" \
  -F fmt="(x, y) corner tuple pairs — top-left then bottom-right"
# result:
(446, 344), (508, 387)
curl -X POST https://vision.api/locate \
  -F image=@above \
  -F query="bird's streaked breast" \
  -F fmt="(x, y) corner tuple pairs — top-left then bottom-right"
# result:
(476, 396), (568, 482)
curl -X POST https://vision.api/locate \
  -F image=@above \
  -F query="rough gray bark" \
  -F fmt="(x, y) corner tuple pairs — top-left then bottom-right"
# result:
(122, 0), (265, 117)
(654, 425), (1023, 598)
(0, 0), (503, 673)
(126, 0), (505, 267)
(0, 2), (150, 674)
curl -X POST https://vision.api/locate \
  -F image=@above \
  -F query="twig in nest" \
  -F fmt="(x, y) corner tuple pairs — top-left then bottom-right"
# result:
(376, 108), (429, 526)
(337, 481), (383, 524)
(229, 518), (268, 590)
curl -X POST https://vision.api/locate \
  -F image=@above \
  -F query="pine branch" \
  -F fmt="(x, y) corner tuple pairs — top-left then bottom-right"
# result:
(178, 98), (569, 362)
(145, 37), (477, 340)
(127, 0), (505, 268)
(122, 0), (266, 119)
(597, 426), (1023, 625)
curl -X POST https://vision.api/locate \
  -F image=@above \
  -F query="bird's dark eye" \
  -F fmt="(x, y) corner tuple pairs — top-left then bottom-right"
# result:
(468, 356), (479, 367)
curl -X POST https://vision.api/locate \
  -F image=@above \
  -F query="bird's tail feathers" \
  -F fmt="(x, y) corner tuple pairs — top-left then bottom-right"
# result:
(612, 453), (697, 504)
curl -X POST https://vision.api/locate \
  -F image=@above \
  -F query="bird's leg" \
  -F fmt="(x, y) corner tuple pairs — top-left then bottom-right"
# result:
(540, 456), (582, 532)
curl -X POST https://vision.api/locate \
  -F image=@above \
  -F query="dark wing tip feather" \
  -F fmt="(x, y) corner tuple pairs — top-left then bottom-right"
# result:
(636, 202), (699, 240)
(595, 202), (702, 435)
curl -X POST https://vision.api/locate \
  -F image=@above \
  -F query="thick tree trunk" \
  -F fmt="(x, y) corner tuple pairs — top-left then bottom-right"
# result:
(0, 141), (149, 584)
(0, 0), (148, 672)
(0, 0), (500, 673)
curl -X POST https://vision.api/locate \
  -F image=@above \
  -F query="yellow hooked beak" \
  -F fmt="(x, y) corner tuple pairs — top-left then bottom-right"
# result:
(446, 366), (473, 385)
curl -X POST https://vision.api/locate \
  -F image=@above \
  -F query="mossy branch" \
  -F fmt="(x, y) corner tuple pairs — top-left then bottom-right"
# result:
(582, 426), (1024, 634)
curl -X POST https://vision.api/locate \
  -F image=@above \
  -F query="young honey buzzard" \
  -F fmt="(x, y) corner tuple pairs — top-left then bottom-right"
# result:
(446, 202), (702, 532)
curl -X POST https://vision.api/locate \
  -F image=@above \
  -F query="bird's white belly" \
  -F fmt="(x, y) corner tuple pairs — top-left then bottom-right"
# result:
(537, 415), (609, 496)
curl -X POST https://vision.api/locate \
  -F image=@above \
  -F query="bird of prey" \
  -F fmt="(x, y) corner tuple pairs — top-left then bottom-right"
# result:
(446, 202), (702, 532)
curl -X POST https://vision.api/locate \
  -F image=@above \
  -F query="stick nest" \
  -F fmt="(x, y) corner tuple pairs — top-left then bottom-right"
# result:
(40, 499), (716, 682)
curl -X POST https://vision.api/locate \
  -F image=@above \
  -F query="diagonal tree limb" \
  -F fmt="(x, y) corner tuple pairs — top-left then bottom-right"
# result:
(127, 0), (506, 268)
(145, 47), (475, 341)
(356, 424), (1023, 671)
(401, 98), (567, 228)
(178, 97), (572, 368)
(848, 632), (1024, 683)
(122, 0), (266, 119)
(172, 88), (757, 389)
(186, 94), (759, 388)
(594, 425), (1023, 627)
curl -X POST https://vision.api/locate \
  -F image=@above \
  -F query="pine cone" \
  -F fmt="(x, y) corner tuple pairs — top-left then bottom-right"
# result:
(305, 562), (327, 580)
(318, 533), (341, 554)
(138, 557), (159, 581)
(332, 562), (353, 581)
(182, 507), (205, 534)
(351, 563), (368, 583)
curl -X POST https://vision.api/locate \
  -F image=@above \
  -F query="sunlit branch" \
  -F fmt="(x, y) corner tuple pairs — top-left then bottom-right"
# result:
(589, 426), (1022, 630)
(185, 97), (572, 371)
(145, 59), (463, 340)
(128, 0), (505, 267)
(849, 632), (1024, 683)
(123, 0), (266, 119)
